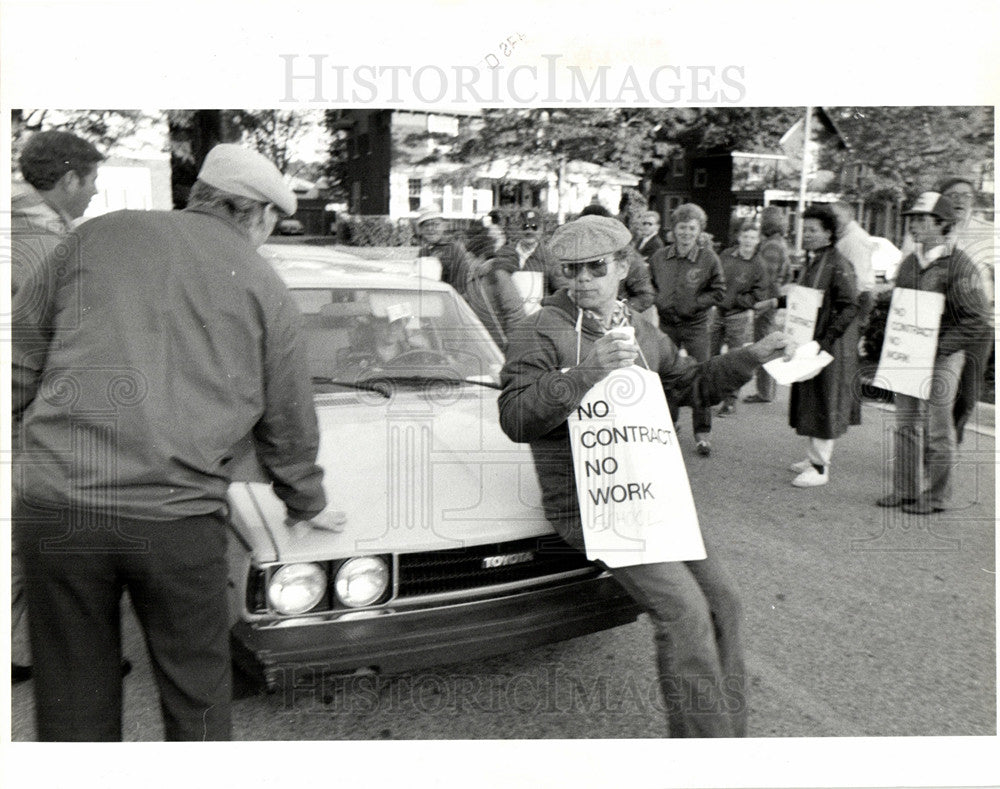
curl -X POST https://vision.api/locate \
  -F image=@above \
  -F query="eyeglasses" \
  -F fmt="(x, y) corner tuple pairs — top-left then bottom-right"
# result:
(943, 191), (974, 203)
(561, 258), (609, 279)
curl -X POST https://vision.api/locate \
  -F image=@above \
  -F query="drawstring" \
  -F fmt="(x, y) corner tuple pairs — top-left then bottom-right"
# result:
(573, 307), (651, 370)
(574, 308), (584, 366)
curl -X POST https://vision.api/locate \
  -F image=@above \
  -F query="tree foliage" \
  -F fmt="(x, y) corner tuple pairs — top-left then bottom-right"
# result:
(823, 106), (994, 202)
(11, 109), (159, 165)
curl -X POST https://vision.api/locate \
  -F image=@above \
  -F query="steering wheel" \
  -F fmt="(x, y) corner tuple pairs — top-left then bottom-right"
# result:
(381, 349), (453, 368)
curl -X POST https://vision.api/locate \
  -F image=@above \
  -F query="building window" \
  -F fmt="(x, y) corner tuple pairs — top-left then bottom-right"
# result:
(350, 182), (361, 213)
(667, 196), (683, 211)
(450, 186), (464, 214)
(672, 157), (685, 177)
(693, 168), (708, 188)
(408, 178), (421, 212)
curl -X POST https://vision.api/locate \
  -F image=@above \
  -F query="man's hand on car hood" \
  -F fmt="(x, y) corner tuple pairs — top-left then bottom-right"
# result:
(285, 510), (347, 536)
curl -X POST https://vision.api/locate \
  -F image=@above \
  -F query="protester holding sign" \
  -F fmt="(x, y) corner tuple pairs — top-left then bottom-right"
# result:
(771, 206), (860, 488)
(877, 192), (991, 514)
(498, 214), (791, 738)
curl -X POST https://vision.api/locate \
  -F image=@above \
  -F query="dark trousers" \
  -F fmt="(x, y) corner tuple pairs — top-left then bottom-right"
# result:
(661, 317), (713, 436)
(751, 308), (778, 401)
(14, 510), (232, 741)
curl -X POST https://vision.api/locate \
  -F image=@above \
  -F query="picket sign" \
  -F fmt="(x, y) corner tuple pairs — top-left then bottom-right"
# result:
(874, 287), (946, 400)
(784, 285), (825, 346)
(510, 270), (544, 315)
(568, 364), (706, 567)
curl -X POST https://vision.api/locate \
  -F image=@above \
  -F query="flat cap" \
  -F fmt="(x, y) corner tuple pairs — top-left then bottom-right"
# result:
(903, 191), (955, 223)
(197, 144), (297, 216)
(549, 215), (633, 262)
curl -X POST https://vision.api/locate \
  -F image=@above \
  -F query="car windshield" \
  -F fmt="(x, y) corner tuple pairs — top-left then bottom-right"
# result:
(291, 286), (505, 390)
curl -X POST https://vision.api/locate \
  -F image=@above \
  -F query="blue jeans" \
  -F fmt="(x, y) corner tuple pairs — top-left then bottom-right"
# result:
(661, 317), (713, 437)
(752, 308), (778, 401)
(606, 537), (747, 737)
(710, 310), (753, 404)
(891, 351), (965, 506)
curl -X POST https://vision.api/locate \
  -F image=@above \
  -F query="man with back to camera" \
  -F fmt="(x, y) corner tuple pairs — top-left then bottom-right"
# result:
(498, 214), (792, 737)
(647, 203), (727, 455)
(12, 143), (344, 741)
(10, 130), (104, 685)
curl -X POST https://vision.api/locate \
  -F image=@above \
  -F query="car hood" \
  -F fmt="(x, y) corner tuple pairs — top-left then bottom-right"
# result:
(228, 385), (551, 564)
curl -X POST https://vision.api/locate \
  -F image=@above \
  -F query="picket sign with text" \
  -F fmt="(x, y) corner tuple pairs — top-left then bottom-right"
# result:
(784, 285), (824, 346)
(874, 287), (946, 400)
(568, 364), (706, 567)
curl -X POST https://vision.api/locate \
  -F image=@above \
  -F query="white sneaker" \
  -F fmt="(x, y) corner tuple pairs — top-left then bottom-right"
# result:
(792, 467), (829, 487)
(789, 459), (812, 473)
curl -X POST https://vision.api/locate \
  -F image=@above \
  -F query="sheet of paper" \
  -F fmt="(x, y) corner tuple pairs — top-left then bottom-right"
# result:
(763, 340), (833, 385)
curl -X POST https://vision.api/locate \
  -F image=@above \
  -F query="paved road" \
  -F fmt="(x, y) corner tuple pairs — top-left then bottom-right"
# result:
(10, 385), (995, 742)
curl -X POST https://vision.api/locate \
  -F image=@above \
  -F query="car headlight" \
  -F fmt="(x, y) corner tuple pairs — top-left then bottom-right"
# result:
(267, 563), (327, 615)
(334, 556), (390, 608)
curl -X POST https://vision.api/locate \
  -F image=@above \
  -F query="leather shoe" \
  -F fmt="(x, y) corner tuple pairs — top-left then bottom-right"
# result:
(902, 499), (944, 514)
(695, 439), (711, 456)
(12, 663), (32, 684)
(876, 494), (916, 508)
(743, 394), (771, 403)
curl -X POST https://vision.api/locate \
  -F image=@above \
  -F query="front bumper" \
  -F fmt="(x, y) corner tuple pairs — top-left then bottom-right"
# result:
(231, 573), (640, 689)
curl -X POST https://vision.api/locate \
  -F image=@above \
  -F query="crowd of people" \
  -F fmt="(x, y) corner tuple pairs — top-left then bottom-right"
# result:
(9, 128), (994, 741)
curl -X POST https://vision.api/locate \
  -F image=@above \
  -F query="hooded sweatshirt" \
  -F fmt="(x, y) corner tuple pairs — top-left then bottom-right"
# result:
(498, 290), (759, 550)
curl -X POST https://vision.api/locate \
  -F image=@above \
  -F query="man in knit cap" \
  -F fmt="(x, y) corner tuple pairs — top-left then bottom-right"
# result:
(498, 214), (792, 737)
(12, 143), (343, 741)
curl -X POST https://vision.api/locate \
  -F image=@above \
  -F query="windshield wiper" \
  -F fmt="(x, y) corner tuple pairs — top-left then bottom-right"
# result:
(310, 377), (392, 397)
(360, 374), (501, 390)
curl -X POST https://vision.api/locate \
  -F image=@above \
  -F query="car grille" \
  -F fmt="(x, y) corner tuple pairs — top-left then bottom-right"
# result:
(396, 534), (596, 598)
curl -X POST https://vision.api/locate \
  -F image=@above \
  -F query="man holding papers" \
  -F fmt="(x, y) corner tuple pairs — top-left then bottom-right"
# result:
(877, 192), (991, 514)
(498, 214), (791, 737)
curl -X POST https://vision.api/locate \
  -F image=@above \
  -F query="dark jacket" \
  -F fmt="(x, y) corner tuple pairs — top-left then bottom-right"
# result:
(498, 290), (759, 551)
(786, 247), (860, 440)
(635, 233), (665, 260)
(12, 206), (326, 522)
(756, 234), (792, 300)
(464, 258), (528, 350)
(648, 243), (726, 326)
(717, 247), (769, 316)
(892, 246), (991, 358)
(419, 239), (476, 294)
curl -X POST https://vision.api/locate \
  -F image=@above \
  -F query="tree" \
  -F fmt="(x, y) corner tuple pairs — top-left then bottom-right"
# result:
(450, 108), (805, 220)
(822, 106), (994, 202)
(227, 110), (324, 175)
(11, 109), (159, 166)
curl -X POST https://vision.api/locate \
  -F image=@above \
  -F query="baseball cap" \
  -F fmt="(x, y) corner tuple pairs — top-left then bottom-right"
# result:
(414, 206), (444, 225)
(902, 192), (955, 223)
(197, 144), (297, 216)
(549, 215), (633, 262)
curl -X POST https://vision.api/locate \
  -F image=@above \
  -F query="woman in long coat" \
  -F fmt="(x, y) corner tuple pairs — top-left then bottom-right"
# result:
(786, 205), (860, 487)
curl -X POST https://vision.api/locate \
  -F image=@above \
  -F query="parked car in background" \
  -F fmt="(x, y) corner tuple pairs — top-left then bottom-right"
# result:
(274, 217), (305, 235)
(226, 244), (640, 689)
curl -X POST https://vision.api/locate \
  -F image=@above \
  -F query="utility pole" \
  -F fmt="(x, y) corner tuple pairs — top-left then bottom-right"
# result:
(794, 106), (813, 254)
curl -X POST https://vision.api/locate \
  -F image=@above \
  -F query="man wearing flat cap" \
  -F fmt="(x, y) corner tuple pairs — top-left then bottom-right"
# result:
(877, 192), (991, 515)
(499, 214), (791, 737)
(12, 143), (341, 741)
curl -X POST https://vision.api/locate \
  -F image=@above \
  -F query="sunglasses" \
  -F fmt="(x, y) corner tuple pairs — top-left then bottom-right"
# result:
(561, 258), (609, 278)
(523, 223), (540, 231)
